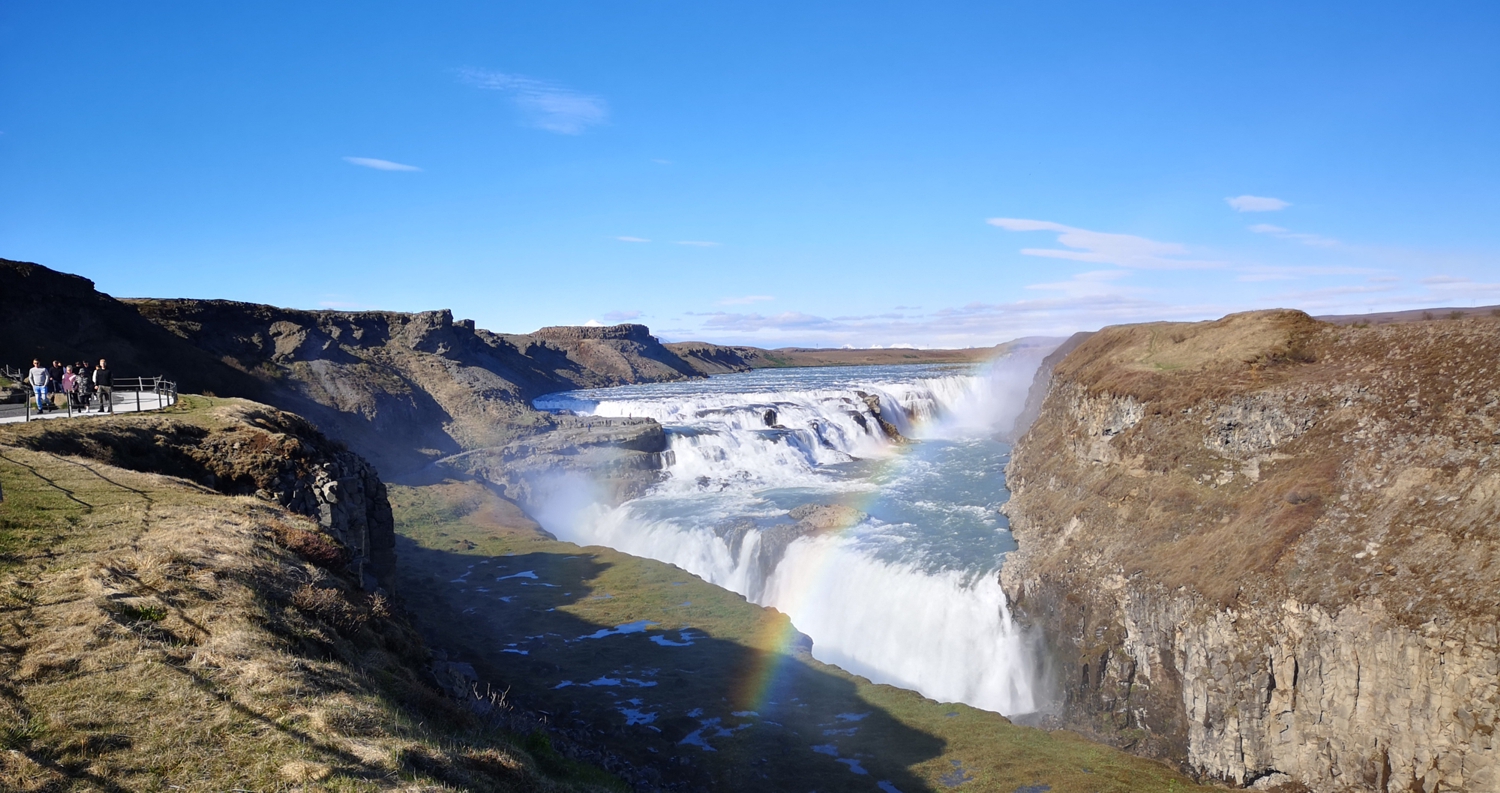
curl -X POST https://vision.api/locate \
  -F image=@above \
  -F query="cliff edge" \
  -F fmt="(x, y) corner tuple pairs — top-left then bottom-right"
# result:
(1001, 309), (1500, 792)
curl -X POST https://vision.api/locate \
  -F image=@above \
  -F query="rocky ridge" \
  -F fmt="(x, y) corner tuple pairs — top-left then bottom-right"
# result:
(1000, 309), (1500, 792)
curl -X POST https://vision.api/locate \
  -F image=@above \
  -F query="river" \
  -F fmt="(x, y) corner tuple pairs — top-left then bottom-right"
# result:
(532, 354), (1047, 715)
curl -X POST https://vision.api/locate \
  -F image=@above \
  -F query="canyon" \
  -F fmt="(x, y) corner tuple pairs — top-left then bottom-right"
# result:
(4, 255), (1498, 792)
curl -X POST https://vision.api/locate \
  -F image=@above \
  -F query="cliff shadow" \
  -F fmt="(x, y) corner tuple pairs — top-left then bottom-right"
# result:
(392, 532), (947, 792)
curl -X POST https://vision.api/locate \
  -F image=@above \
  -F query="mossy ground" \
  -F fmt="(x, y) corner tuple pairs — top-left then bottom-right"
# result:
(391, 480), (1213, 793)
(0, 402), (620, 792)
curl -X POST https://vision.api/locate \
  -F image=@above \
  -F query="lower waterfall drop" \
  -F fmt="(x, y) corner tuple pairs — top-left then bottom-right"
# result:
(533, 357), (1050, 716)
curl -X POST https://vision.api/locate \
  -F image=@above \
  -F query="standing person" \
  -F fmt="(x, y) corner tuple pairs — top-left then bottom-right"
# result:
(93, 358), (114, 414)
(27, 359), (50, 411)
(48, 361), (65, 409)
(62, 366), (77, 410)
(76, 362), (94, 412)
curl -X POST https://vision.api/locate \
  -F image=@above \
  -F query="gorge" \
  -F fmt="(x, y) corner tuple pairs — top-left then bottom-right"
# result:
(3, 257), (1498, 792)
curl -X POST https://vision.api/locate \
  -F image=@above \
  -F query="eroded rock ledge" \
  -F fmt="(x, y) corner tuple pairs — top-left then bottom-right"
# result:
(1001, 309), (1500, 792)
(7, 399), (396, 588)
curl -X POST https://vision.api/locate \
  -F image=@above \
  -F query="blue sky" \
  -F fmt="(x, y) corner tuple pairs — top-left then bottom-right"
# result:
(3, 2), (1497, 347)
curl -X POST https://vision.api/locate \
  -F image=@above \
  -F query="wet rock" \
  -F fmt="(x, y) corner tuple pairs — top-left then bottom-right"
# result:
(437, 415), (669, 508)
(854, 391), (909, 443)
(788, 504), (868, 531)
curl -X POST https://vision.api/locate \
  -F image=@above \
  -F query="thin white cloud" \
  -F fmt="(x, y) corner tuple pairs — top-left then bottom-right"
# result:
(343, 157), (421, 172)
(615, 236), (651, 243)
(1024, 269), (1137, 299)
(986, 218), (1222, 269)
(1226, 195), (1290, 212)
(1249, 223), (1339, 248)
(1235, 264), (1378, 283)
(603, 310), (643, 322)
(1419, 276), (1500, 300)
(718, 295), (774, 305)
(675, 240), (721, 247)
(457, 68), (607, 135)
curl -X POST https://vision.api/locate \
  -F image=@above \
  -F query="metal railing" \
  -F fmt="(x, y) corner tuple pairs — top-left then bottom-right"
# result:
(15, 375), (178, 422)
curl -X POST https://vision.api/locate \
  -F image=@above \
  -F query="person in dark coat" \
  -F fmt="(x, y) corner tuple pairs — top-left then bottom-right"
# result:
(93, 358), (114, 414)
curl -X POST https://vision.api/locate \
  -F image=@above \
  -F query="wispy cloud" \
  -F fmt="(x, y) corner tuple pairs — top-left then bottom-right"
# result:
(1024, 269), (1137, 299)
(986, 218), (1222, 269)
(604, 310), (643, 322)
(698, 311), (839, 332)
(718, 295), (774, 305)
(675, 240), (721, 247)
(668, 289), (1219, 349)
(1419, 275), (1500, 301)
(1226, 195), (1290, 212)
(343, 157), (421, 172)
(457, 68), (607, 135)
(1249, 223), (1339, 248)
(1235, 264), (1379, 282)
(615, 236), (650, 243)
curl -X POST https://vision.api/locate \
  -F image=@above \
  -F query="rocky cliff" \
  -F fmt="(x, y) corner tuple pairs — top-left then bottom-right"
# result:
(127, 298), (709, 476)
(0, 258), (268, 398)
(1001, 309), (1500, 792)
(6, 397), (397, 588)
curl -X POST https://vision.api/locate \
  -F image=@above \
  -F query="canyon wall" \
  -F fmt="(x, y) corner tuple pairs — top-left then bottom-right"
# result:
(1001, 310), (1500, 792)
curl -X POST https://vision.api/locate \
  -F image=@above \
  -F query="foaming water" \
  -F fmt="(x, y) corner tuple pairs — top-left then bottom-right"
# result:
(532, 358), (1051, 715)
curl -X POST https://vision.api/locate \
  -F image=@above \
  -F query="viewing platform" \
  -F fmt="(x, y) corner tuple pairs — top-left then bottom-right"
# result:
(0, 376), (178, 425)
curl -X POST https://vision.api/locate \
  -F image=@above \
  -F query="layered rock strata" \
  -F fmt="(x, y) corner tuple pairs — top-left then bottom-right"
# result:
(1001, 310), (1500, 792)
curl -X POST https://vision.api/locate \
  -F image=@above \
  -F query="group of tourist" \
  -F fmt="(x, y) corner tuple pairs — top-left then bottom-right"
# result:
(25, 358), (114, 414)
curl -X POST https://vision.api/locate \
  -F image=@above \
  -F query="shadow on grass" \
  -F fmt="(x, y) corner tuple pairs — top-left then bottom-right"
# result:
(396, 536), (946, 793)
(155, 661), (402, 783)
(0, 449), (94, 511)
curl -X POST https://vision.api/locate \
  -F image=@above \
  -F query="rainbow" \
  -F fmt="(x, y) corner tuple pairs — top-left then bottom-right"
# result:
(729, 417), (941, 712)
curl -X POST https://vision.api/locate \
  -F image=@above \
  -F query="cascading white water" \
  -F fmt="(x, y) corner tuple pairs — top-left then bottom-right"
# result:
(532, 355), (1053, 716)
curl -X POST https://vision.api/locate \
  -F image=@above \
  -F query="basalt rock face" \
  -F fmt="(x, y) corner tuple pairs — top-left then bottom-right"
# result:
(661, 340), (764, 375)
(130, 299), (703, 477)
(0, 259), (267, 398)
(1001, 310), (1500, 792)
(435, 415), (670, 508)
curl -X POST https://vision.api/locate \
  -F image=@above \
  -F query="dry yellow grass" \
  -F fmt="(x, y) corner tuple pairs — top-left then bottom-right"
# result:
(0, 419), (621, 791)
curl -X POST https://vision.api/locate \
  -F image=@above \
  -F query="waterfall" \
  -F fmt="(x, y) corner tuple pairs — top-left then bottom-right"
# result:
(532, 359), (1049, 715)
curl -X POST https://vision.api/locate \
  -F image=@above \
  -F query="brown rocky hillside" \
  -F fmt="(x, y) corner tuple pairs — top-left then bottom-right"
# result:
(1001, 309), (1500, 792)
(0, 397), (624, 791)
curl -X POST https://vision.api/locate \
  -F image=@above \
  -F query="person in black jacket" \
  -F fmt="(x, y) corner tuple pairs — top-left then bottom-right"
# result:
(93, 358), (114, 414)
(47, 360), (65, 410)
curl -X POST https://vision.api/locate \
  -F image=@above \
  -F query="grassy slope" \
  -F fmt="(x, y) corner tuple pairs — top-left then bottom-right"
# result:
(391, 480), (1212, 793)
(0, 398), (620, 792)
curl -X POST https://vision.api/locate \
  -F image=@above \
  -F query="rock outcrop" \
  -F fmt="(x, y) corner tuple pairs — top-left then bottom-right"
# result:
(1001, 309), (1500, 792)
(0, 258), (268, 398)
(7, 399), (396, 587)
(129, 298), (711, 476)
(434, 414), (669, 507)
